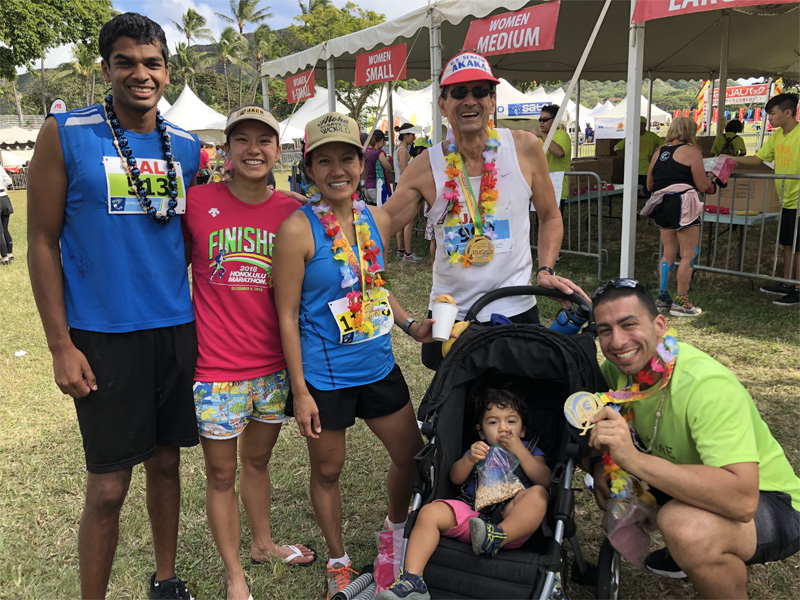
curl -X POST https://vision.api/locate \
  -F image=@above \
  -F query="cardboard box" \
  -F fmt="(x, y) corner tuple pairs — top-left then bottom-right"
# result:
(569, 157), (615, 194)
(611, 155), (625, 183)
(713, 163), (782, 213)
(696, 136), (715, 158)
(594, 138), (621, 156)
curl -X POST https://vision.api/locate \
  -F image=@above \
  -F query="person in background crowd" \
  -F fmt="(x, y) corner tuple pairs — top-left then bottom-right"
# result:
(534, 104), (571, 203)
(363, 130), (393, 205)
(712, 119), (747, 157)
(0, 164), (13, 265)
(731, 93), (800, 307)
(393, 123), (424, 262)
(197, 143), (212, 184)
(615, 116), (664, 199)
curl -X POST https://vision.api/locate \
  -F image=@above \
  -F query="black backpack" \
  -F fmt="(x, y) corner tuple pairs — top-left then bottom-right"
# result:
(720, 134), (739, 156)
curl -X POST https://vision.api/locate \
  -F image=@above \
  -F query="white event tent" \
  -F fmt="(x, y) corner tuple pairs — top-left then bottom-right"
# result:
(162, 85), (227, 144)
(280, 86), (350, 146)
(594, 95), (672, 138)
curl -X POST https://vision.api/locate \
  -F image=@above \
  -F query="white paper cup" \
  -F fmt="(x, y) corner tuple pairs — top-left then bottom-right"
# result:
(431, 301), (459, 342)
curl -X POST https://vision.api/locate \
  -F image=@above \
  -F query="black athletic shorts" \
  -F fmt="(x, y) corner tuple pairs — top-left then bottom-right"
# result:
(286, 363), (410, 430)
(70, 322), (199, 474)
(778, 208), (800, 251)
(652, 193), (701, 231)
(421, 303), (540, 370)
(652, 486), (800, 565)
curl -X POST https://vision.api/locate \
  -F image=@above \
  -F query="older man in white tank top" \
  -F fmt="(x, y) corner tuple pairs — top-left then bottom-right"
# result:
(383, 51), (587, 369)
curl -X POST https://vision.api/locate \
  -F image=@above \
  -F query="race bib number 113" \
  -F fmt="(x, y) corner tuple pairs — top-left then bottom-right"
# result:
(104, 156), (186, 215)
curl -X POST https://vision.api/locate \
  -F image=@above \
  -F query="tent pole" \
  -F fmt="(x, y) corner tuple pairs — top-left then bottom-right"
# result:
(757, 76), (773, 151)
(574, 79), (581, 157)
(326, 57), (336, 113)
(388, 82), (395, 157)
(716, 10), (731, 136)
(619, 0), (645, 280)
(646, 74), (653, 128)
(708, 76), (716, 135)
(430, 15), (442, 145)
(262, 74), (269, 112)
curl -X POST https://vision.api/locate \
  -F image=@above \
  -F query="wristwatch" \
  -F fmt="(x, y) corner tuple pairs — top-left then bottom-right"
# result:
(401, 318), (416, 335)
(537, 266), (555, 277)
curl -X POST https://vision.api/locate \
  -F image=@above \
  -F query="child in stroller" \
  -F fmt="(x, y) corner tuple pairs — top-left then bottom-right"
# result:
(378, 387), (551, 600)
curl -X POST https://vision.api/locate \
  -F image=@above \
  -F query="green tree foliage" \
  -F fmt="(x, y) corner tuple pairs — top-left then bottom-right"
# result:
(214, 27), (252, 112)
(298, 0), (332, 15)
(216, 0), (274, 35)
(287, 2), (384, 124)
(0, 0), (112, 79)
(170, 42), (215, 90)
(170, 8), (214, 46)
(52, 42), (101, 108)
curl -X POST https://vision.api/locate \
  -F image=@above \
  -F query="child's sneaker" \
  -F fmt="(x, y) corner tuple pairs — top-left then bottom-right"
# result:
(327, 561), (358, 599)
(669, 295), (702, 317)
(655, 291), (672, 311)
(468, 518), (507, 556)
(376, 571), (430, 600)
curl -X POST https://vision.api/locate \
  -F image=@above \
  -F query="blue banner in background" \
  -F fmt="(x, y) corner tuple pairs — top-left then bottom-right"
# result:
(501, 102), (548, 117)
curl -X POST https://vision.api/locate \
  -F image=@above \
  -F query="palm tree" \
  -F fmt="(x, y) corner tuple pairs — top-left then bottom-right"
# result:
(214, 27), (251, 112)
(170, 42), (214, 90)
(298, 0), (331, 14)
(170, 9), (214, 46)
(215, 0), (274, 106)
(248, 24), (276, 103)
(53, 42), (100, 107)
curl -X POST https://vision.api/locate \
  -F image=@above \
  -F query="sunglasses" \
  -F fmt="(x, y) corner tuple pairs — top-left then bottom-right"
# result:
(591, 278), (645, 302)
(538, 116), (553, 124)
(446, 85), (494, 100)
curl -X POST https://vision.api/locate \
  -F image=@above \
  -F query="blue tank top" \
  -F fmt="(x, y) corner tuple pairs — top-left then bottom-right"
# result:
(299, 203), (394, 390)
(54, 104), (200, 333)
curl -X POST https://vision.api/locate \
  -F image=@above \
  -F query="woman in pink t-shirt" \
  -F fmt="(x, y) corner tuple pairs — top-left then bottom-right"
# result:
(182, 107), (314, 600)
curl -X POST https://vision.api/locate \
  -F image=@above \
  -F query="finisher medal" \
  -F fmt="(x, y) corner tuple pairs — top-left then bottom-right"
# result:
(465, 235), (495, 265)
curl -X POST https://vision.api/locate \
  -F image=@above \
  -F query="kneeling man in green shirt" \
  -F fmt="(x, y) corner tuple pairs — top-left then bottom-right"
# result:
(588, 279), (800, 599)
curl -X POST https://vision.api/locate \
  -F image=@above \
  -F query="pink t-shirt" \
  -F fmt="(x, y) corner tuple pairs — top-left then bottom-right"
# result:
(199, 148), (210, 170)
(182, 182), (300, 381)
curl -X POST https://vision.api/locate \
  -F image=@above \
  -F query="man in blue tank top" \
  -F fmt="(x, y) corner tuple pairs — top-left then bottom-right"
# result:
(27, 13), (199, 600)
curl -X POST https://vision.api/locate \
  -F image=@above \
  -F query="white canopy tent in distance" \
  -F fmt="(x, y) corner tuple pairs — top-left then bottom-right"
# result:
(261, 0), (799, 279)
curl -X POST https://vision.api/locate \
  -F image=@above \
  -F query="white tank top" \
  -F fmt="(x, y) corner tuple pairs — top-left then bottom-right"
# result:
(393, 145), (409, 184)
(428, 128), (536, 322)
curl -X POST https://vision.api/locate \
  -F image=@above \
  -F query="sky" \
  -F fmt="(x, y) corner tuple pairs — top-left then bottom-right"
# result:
(25, 0), (431, 73)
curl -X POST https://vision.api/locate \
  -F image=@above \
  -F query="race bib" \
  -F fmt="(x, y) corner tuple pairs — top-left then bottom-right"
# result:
(328, 293), (393, 345)
(104, 156), (187, 215)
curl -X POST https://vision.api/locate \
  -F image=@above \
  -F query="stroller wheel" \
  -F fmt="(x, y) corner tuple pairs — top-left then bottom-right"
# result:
(596, 538), (620, 600)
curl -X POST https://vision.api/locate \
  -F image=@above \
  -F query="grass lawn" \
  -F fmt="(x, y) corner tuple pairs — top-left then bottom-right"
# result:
(1, 183), (798, 599)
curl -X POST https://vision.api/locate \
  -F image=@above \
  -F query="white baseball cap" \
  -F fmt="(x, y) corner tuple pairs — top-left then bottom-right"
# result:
(439, 52), (500, 87)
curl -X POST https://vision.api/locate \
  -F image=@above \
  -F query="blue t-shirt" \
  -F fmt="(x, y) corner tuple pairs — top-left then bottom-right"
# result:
(298, 203), (394, 390)
(54, 104), (199, 333)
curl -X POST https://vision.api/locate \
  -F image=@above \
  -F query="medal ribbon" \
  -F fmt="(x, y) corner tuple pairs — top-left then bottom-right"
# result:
(455, 154), (485, 237)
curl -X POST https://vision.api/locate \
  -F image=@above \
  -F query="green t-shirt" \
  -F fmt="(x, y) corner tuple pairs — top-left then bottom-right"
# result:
(615, 131), (664, 175)
(601, 342), (800, 511)
(711, 132), (747, 157)
(545, 128), (572, 199)
(756, 125), (799, 209)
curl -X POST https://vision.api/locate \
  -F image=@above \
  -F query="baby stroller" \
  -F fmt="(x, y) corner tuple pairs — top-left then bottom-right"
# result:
(406, 286), (620, 599)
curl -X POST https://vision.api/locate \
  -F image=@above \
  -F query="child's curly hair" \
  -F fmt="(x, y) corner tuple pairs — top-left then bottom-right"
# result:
(473, 386), (530, 433)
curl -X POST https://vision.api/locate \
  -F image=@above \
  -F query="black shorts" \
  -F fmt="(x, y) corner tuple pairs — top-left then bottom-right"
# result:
(70, 323), (199, 474)
(286, 363), (410, 430)
(652, 193), (701, 231)
(421, 304), (540, 370)
(652, 487), (800, 565)
(778, 208), (800, 251)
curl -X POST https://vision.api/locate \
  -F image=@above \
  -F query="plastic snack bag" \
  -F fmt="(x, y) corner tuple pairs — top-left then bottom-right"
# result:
(373, 528), (403, 593)
(474, 446), (525, 511)
(603, 496), (659, 567)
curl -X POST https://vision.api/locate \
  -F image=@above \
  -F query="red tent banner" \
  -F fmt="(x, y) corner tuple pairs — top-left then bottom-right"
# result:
(286, 69), (314, 104)
(755, 107), (762, 121)
(673, 109), (680, 118)
(683, 109), (690, 117)
(739, 107), (745, 121)
(713, 108), (718, 123)
(711, 84), (769, 106)
(354, 43), (407, 87)
(462, 1), (560, 57)
(632, 0), (797, 23)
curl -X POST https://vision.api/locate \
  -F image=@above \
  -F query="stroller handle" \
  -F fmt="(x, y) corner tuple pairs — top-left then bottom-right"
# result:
(463, 285), (591, 323)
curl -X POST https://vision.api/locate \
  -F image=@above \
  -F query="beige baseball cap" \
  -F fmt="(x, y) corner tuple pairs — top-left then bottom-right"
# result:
(224, 105), (280, 137)
(304, 112), (362, 155)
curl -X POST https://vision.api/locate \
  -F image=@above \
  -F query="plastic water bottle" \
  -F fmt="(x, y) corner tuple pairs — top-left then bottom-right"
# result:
(550, 304), (589, 335)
